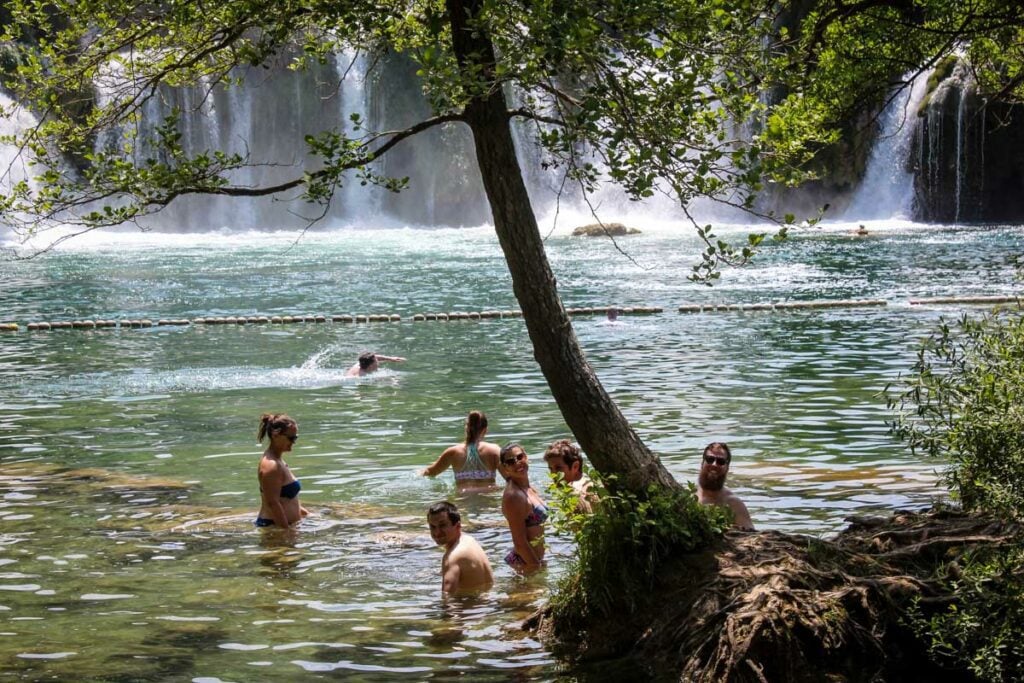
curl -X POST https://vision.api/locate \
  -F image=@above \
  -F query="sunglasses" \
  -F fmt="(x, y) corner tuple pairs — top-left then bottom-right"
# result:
(501, 452), (527, 466)
(703, 455), (728, 466)
(282, 434), (298, 443)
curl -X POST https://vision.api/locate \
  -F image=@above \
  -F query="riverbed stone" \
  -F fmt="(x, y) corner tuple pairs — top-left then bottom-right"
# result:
(571, 222), (642, 237)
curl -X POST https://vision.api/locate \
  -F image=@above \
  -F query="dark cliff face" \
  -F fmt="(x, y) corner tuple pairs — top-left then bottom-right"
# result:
(913, 62), (1024, 223)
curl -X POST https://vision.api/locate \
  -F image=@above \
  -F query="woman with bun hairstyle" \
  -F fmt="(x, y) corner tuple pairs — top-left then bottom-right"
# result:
(255, 413), (308, 528)
(420, 410), (500, 489)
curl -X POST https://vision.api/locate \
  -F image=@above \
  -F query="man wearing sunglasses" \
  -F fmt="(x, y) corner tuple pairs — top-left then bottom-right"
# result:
(696, 442), (754, 531)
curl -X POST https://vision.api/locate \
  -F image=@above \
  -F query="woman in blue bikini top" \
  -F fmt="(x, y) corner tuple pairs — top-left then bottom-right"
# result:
(255, 413), (309, 529)
(420, 410), (500, 489)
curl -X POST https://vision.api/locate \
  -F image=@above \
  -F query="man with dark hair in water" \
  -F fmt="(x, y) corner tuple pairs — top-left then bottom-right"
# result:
(345, 351), (406, 377)
(697, 442), (754, 530)
(427, 501), (493, 595)
(544, 439), (596, 512)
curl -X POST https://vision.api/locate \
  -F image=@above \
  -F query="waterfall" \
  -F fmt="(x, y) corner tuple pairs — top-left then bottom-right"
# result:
(334, 50), (380, 222)
(5, 37), (759, 235)
(0, 92), (45, 242)
(844, 71), (933, 220)
(91, 50), (354, 231)
(85, 49), (693, 232)
(955, 85), (965, 222)
(911, 60), (989, 223)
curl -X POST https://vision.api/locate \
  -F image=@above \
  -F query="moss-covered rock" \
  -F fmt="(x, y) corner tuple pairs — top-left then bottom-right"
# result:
(571, 222), (641, 237)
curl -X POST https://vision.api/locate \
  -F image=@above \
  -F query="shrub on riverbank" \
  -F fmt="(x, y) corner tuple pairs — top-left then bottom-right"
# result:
(888, 308), (1024, 518)
(907, 544), (1024, 681)
(888, 307), (1024, 681)
(547, 476), (729, 635)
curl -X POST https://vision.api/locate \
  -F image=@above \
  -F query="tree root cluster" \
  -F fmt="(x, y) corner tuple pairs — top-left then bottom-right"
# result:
(531, 508), (1019, 682)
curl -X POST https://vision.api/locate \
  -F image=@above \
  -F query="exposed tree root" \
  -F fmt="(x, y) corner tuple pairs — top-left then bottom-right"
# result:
(530, 508), (1020, 682)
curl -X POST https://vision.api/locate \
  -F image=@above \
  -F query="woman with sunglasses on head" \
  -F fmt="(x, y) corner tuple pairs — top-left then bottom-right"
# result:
(255, 413), (308, 528)
(420, 410), (500, 490)
(497, 443), (547, 573)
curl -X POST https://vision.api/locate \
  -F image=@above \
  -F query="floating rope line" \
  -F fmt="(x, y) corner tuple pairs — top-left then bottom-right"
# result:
(679, 299), (887, 313)
(908, 295), (1021, 305)
(2, 298), (1020, 332)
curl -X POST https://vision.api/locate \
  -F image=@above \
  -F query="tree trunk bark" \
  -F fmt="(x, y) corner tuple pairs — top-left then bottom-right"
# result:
(445, 0), (680, 493)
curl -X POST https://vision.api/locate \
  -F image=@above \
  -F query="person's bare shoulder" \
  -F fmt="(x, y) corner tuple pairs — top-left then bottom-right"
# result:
(258, 455), (283, 477)
(724, 490), (754, 530)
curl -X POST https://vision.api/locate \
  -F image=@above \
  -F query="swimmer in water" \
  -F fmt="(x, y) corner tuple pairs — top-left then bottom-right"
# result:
(420, 410), (500, 489)
(346, 351), (406, 377)
(544, 439), (597, 513)
(696, 442), (754, 531)
(427, 501), (494, 595)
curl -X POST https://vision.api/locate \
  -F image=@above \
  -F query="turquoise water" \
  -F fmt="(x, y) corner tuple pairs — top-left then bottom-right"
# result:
(0, 221), (1021, 680)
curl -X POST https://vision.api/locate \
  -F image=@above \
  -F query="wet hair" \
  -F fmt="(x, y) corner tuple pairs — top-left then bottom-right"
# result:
(702, 441), (732, 463)
(358, 352), (377, 370)
(427, 501), (461, 525)
(607, 307), (619, 320)
(257, 413), (296, 442)
(464, 410), (488, 444)
(544, 439), (583, 467)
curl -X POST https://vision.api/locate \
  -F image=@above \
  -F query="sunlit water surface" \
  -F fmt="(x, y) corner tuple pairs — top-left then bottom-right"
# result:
(1, 220), (1021, 680)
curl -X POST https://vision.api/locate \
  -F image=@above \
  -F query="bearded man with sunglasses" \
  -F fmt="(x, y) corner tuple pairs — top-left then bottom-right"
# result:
(697, 442), (754, 531)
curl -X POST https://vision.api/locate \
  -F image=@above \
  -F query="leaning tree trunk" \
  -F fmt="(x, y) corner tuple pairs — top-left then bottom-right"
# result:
(445, 0), (679, 494)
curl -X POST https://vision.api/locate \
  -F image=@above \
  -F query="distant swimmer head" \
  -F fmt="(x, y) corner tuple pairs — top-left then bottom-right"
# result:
(358, 352), (378, 371)
(606, 308), (619, 321)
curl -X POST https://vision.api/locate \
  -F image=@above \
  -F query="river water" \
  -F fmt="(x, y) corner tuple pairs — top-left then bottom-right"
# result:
(0, 219), (1021, 681)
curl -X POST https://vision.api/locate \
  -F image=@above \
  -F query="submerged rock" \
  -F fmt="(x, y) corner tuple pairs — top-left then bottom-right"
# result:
(571, 223), (641, 237)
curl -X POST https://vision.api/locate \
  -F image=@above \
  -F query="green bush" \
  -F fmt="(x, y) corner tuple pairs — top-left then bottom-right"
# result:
(548, 474), (730, 631)
(888, 307), (1024, 681)
(907, 546), (1024, 682)
(886, 308), (1024, 518)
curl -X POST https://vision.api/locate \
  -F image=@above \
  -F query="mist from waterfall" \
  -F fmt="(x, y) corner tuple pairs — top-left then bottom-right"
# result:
(843, 71), (933, 221)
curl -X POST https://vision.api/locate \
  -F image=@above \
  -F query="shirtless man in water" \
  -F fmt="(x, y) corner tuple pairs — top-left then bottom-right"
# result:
(544, 439), (597, 513)
(345, 351), (406, 377)
(697, 442), (754, 531)
(427, 501), (494, 595)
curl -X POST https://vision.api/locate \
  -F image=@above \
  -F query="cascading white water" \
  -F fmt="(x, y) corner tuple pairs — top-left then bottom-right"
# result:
(335, 49), (380, 221)
(844, 71), (933, 221)
(91, 50), (357, 231)
(955, 82), (965, 222)
(0, 92), (46, 242)
(13, 51), (954, 235)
